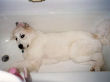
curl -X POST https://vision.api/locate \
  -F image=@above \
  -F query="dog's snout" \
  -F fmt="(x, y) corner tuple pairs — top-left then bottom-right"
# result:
(2, 55), (9, 62)
(18, 44), (24, 49)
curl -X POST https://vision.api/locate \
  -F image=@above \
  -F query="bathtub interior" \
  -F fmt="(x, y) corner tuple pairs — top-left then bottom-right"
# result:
(0, 0), (110, 73)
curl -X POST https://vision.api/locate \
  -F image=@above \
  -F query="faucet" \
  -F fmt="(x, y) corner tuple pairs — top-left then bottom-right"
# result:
(29, 0), (45, 2)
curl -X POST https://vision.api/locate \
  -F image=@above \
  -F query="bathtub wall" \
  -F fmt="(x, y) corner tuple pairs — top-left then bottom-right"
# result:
(0, 0), (110, 33)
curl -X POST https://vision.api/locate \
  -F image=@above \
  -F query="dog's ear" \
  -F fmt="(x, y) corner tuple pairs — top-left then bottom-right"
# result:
(24, 23), (30, 28)
(16, 22), (29, 29)
(16, 22), (25, 27)
(16, 22), (23, 27)
(16, 22), (18, 26)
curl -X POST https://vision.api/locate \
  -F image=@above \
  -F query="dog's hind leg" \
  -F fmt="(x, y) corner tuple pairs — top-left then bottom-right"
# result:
(69, 40), (104, 71)
(70, 53), (104, 71)
(90, 53), (104, 71)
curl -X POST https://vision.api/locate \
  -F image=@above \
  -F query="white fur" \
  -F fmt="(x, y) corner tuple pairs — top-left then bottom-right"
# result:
(12, 23), (105, 72)
(95, 19), (110, 45)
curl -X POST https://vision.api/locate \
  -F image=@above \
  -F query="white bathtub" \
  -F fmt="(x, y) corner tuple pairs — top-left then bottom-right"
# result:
(0, 0), (110, 82)
(31, 72), (110, 82)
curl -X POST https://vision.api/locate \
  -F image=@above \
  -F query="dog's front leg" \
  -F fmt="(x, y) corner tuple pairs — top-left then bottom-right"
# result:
(12, 59), (42, 72)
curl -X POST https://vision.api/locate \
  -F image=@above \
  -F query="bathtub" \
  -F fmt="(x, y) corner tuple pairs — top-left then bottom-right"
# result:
(0, 0), (110, 82)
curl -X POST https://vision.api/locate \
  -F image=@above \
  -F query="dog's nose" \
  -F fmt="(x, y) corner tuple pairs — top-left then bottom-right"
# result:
(18, 44), (24, 49)
(2, 55), (9, 62)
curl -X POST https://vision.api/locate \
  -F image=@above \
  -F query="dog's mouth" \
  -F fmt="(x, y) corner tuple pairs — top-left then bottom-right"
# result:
(27, 44), (29, 48)
(22, 49), (24, 53)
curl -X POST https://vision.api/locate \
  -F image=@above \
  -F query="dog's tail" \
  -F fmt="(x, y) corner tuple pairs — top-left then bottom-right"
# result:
(94, 19), (110, 45)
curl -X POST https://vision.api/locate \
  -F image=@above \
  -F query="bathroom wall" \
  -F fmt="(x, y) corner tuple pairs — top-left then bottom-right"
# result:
(0, 0), (110, 71)
(0, 0), (110, 15)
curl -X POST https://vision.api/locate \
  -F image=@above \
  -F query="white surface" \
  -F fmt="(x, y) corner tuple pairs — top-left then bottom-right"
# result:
(39, 61), (90, 72)
(31, 72), (110, 82)
(0, 71), (22, 82)
(0, 40), (23, 70)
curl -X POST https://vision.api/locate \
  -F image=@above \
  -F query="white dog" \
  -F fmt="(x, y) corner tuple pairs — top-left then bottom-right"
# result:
(11, 22), (108, 72)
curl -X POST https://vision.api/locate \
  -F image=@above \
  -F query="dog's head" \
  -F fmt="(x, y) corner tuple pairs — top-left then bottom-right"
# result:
(11, 22), (36, 51)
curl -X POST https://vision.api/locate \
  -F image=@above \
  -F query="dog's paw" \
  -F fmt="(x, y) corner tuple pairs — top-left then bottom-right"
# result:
(90, 66), (101, 72)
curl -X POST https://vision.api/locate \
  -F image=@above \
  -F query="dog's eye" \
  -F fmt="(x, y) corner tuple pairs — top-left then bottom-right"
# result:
(20, 34), (25, 38)
(16, 38), (18, 41)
